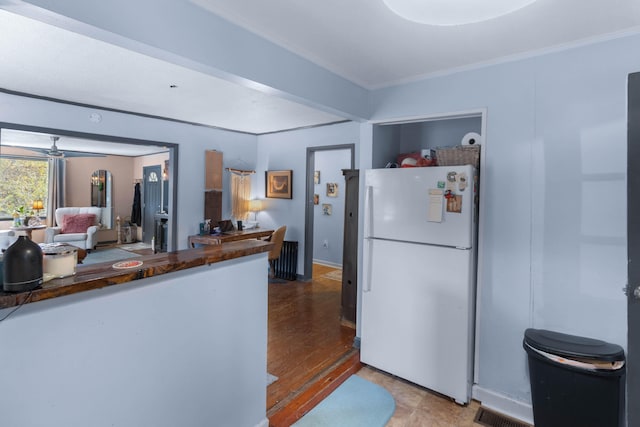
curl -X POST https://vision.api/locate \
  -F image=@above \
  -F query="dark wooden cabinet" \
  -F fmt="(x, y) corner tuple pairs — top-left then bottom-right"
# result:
(341, 169), (359, 326)
(204, 150), (223, 224)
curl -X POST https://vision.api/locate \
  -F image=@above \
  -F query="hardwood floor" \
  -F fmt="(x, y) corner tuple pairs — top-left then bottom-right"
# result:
(267, 263), (356, 416)
(266, 263), (494, 427)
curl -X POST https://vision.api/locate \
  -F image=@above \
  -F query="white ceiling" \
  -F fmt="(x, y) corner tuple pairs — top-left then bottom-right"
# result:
(195, 0), (640, 88)
(1, 0), (640, 152)
(0, 8), (345, 137)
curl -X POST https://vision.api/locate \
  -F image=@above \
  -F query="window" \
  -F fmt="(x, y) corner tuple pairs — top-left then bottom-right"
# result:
(0, 157), (49, 219)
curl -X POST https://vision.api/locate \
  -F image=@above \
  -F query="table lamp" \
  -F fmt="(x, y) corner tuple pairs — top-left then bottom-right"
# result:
(249, 199), (263, 222)
(28, 199), (44, 226)
(32, 199), (44, 216)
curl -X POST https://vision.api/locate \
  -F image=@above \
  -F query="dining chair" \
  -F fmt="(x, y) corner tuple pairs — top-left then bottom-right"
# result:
(267, 225), (287, 278)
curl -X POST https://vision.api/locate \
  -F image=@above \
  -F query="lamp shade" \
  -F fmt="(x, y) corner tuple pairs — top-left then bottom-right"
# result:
(32, 200), (44, 210)
(249, 199), (263, 212)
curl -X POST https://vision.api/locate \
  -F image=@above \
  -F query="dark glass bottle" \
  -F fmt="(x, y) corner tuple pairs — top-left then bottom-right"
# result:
(3, 235), (43, 292)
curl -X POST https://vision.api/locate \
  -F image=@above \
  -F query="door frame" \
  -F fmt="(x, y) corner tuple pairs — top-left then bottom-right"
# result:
(627, 72), (639, 427)
(304, 144), (355, 281)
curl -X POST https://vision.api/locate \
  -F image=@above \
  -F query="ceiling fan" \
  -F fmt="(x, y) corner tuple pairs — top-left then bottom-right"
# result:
(28, 136), (105, 158)
(47, 136), (64, 158)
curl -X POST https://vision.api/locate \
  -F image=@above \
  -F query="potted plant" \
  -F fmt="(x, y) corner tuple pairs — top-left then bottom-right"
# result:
(12, 206), (25, 227)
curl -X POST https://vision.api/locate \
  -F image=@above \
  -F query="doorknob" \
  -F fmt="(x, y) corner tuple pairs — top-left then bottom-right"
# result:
(623, 284), (640, 299)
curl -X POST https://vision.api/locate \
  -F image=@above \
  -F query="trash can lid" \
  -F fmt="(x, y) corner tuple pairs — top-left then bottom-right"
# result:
(524, 328), (624, 362)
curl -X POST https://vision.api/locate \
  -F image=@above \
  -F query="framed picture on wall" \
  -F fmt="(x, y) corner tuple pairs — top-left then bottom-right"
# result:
(326, 182), (338, 197)
(266, 170), (293, 199)
(322, 203), (332, 215)
(314, 171), (320, 184)
(314, 194), (319, 205)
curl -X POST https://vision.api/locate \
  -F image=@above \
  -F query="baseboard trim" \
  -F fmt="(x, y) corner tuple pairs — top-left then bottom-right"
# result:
(472, 385), (533, 426)
(96, 240), (118, 247)
(312, 259), (342, 269)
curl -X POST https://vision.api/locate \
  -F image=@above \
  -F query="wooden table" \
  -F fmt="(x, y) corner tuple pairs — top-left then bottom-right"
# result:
(10, 224), (46, 240)
(188, 228), (274, 248)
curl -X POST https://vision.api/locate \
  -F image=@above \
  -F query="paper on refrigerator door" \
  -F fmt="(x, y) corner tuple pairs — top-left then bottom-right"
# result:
(427, 189), (444, 222)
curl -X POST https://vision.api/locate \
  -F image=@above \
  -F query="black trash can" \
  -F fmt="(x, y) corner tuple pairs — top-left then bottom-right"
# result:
(523, 328), (625, 427)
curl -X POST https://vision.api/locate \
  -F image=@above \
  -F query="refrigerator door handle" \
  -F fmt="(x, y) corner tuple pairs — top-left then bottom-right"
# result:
(364, 185), (373, 238)
(364, 238), (373, 292)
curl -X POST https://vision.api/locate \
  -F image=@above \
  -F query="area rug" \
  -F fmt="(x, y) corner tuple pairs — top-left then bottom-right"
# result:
(292, 375), (395, 427)
(118, 242), (151, 251)
(82, 248), (141, 265)
(321, 269), (342, 281)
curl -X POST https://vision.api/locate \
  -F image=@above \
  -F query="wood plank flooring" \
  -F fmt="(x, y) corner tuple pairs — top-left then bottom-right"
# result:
(266, 263), (496, 427)
(267, 263), (356, 415)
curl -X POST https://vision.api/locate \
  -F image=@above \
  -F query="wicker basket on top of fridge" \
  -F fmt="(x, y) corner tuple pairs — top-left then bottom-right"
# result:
(435, 145), (480, 169)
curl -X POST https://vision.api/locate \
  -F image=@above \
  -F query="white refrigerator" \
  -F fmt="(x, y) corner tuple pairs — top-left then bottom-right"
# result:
(361, 165), (477, 405)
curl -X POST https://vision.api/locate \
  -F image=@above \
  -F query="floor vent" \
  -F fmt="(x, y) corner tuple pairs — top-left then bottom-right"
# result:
(474, 407), (531, 427)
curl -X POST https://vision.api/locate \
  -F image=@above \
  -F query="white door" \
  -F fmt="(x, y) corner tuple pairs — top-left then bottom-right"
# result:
(360, 238), (475, 404)
(364, 166), (475, 248)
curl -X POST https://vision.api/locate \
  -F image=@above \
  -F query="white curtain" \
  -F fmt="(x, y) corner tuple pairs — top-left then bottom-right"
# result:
(230, 170), (252, 221)
(46, 157), (65, 226)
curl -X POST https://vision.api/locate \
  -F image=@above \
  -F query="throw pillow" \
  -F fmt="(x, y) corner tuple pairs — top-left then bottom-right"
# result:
(61, 214), (96, 234)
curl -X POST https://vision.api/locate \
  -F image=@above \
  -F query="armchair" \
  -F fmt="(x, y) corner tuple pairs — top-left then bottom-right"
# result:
(0, 230), (17, 252)
(45, 207), (102, 250)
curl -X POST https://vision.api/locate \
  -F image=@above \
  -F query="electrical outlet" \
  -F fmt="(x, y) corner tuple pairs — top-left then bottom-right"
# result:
(323, 240), (329, 248)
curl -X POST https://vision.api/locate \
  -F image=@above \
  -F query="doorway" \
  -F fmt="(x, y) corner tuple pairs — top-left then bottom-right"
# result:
(304, 144), (355, 281)
(311, 149), (352, 266)
(142, 165), (162, 244)
(0, 123), (179, 251)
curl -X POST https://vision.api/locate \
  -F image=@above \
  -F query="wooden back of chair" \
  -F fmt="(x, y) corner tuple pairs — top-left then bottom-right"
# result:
(268, 226), (287, 262)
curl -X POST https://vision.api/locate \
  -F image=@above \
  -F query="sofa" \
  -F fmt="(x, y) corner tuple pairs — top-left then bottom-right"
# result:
(45, 207), (102, 250)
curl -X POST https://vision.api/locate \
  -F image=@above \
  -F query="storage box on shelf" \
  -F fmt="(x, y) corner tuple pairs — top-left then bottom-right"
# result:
(435, 146), (480, 169)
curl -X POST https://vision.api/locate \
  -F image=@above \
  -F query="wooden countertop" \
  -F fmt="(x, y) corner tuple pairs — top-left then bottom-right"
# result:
(188, 228), (274, 247)
(0, 239), (272, 310)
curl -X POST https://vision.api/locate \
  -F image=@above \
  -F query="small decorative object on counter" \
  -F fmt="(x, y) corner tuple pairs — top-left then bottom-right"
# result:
(27, 216), (42, 226)
(3, 235), (43, 292)
(40, 243), (78, 278)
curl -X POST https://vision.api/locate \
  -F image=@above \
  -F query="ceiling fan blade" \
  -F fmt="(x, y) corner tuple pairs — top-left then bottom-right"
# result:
(55, 150), (105, 158)
(41, 136), (104, 157)
(14, 144), (105, 158)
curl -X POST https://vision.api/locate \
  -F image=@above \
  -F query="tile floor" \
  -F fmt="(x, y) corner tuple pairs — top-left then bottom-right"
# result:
(356, 366), (481, 427)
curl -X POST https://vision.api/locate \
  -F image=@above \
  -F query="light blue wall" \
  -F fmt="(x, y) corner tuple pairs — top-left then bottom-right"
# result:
(312, 148), (351, 266)
(369, 33), (637, 417)
(0, 254), (269, 427)
(255, 122), (360, 276)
